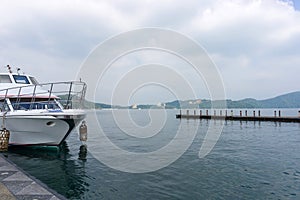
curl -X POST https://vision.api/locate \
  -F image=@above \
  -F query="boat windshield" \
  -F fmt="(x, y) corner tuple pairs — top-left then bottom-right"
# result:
(29, 76), (39, 85)
(0, 75), (12, 83)
(13, 75), (30, 84)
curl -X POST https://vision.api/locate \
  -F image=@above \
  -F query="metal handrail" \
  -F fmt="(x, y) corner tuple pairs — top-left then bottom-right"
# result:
(0, 81), (84, 92)
(29, 85), (37, 110)
(0, 81), (86, 111)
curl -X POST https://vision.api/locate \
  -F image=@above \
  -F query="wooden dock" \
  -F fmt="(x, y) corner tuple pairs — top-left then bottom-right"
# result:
(176, 110), (300, 123)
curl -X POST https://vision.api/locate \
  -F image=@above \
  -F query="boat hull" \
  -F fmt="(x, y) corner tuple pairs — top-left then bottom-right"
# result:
(0, 110), (86, 146)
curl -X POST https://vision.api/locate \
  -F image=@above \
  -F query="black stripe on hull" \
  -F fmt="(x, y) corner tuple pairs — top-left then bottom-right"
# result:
(59, 118), (76, 146)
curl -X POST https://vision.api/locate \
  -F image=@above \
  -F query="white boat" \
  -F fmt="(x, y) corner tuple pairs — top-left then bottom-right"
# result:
(0, 66), (87, 146)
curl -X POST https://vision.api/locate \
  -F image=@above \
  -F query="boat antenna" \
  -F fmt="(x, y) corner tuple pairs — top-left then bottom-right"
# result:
(6, 65), (12, 73)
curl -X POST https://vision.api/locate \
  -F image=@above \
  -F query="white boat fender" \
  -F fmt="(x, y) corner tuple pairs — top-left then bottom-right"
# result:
(79, 121), (87, 142)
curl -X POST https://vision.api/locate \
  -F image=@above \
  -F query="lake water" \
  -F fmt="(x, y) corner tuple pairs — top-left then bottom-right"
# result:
(5, 109), (300, 199)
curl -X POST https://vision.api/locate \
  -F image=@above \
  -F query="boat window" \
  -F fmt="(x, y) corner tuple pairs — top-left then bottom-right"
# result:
(29, 76), (39, 85)
(10, 98), (61, 110)
(0, 75), (12, 83)
(13, 75), (30, 84)
(0, 100), (10, 112)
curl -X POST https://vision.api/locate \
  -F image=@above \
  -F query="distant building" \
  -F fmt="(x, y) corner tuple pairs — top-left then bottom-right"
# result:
(195, 99), (202, 104)
(157, 102), (166, 108)
(189, 99), (202, 105)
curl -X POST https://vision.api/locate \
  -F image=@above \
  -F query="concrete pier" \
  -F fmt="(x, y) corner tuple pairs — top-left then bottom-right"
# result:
(176, 110), (300, 123)
(0, 154), (64, 200)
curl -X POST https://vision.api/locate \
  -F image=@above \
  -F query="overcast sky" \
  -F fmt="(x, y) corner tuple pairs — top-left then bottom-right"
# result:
(0, 0), (299, 104)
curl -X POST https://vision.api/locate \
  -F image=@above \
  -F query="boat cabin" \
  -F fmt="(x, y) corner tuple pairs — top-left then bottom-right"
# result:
(0, 66), (84, 113)
(0, 72), (63, 112)
(0, 73), (38, 88)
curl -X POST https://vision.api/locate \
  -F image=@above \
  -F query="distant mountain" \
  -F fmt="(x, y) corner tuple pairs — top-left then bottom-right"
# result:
(83, 91), (300, 109)
(259, 91), (300, 108)
(83, 100), (112, 109)
(175, 91), (300, 109)
(225, 91), (300, 108)
(162, 91), (300, 109)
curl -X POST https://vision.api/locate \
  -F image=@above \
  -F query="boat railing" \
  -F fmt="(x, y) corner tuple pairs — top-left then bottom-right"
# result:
(0, 81), (87, 112)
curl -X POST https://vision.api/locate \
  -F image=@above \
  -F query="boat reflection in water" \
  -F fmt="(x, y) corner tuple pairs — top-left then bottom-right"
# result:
(7, 141), (89, 199)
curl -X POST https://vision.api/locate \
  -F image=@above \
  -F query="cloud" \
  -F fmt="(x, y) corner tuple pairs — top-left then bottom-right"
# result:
(184, 0), (300, 99)
(0, 0), (299, 102)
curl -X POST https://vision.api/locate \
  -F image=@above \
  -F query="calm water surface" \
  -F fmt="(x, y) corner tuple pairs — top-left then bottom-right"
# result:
(5, 109), (300, 199)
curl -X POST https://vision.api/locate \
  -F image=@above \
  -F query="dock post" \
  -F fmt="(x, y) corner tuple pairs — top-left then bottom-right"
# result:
(200, 110), (202, 116)
(220, 110), (222, 116)
(225, 110), (227, 117)
(187, 110), (189, 116)
(240, 110), (242, 117)
(206, 110), (208, 116)
(231, 110), (233, 117)
(253, 110), (255, 117)
(278, 110), (281, 117)
(274, 110), (276, 117)
(258, 110), (261, 117)
(245, 110), (247, 117)
(180, 109), (182, 115)
(194, 110), (196, 116)
(214, 110), (216, 116)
